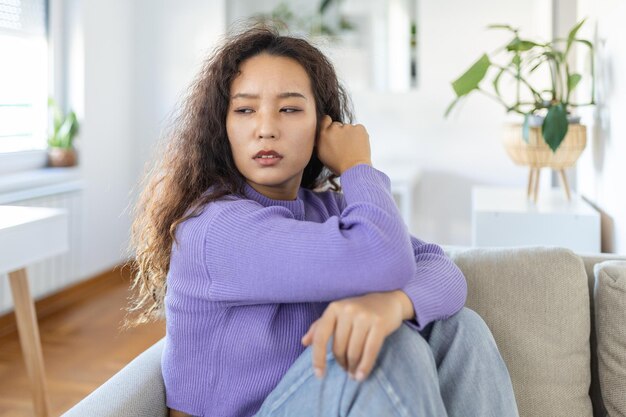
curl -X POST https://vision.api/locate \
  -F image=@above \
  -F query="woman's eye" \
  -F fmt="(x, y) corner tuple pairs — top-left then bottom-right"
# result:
(234, 108), (253, 114)
(281, 108), (301, 113)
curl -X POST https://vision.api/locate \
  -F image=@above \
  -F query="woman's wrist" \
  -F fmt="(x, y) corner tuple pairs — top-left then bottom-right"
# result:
(393, 290), (415, 321)
(339, 160), (372, 176)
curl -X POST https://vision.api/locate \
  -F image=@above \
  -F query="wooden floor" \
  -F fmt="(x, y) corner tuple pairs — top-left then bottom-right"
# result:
(0, 268), (166, 417)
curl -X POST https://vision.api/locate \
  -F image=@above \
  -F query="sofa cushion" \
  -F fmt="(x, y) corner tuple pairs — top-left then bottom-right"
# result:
(445, 246), (592, 417)
(593, 261), (626, 417)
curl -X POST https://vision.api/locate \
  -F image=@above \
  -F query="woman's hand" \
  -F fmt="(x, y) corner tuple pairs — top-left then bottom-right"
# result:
(301, 290), (414, 382)
(316, 115), (372, 176)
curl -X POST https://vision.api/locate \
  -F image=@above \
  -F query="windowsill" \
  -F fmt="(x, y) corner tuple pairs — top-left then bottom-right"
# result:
(0, 166), (84, 204)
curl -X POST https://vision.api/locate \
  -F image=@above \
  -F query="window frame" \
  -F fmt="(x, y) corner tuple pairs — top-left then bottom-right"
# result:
(0, 0), (61, 176)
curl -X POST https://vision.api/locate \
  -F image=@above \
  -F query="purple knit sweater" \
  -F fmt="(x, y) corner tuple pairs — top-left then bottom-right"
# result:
(162, 164), (467, 417)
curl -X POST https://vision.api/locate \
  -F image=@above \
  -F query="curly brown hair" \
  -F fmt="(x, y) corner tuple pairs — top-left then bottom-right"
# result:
(123, 25), (354, 328)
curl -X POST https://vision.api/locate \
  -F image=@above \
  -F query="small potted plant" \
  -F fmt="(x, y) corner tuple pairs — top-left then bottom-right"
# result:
(47, 97), (79, 167)
(445, 19), (595, 202)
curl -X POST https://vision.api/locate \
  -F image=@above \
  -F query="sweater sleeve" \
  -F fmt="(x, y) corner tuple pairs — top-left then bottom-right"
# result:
(203, 164), (416, 304)
(401, 236), (467, 331)
(332, 191), (467, 330)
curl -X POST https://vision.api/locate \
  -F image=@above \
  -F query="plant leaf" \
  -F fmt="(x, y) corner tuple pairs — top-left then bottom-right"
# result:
(493, 67), (505, 97)
(487, 24), (517, 32)
(319, 0), (333, 14)
(528, 57), (546, 73)
(451, 54), (491, 97)
(444, 97), (462, 118)
(566, 18), (587, 54)
(48, 97), (63, 133)
(568, 73), (582, 92)
(54, 112), (78, 148)
(572, 38), (593, 49)
(542, 50), (565, 63)
(506, 38), (541, 52)
(542, 104), (569, 152)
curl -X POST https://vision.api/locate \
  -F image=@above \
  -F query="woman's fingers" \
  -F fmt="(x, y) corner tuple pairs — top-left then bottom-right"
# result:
(332, 316), (352, 370)
(306, 292), (404, 382)
(346, 320), (370, 376)
(321, 114), (333, 130)
(354, 326), (385, 381)
(316, 114), (371, 176)
(301, 320), (317, 346)
(311, 310), (337, 379)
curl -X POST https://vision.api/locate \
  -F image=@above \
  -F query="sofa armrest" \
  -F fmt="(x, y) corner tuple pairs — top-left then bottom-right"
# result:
(61, 338), (167, 417)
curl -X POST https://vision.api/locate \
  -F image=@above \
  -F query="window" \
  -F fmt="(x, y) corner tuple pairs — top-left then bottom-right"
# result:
(0, 0), (48, 155)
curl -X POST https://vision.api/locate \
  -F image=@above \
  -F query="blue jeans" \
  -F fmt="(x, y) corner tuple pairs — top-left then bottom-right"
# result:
(253, 308), (519, 417)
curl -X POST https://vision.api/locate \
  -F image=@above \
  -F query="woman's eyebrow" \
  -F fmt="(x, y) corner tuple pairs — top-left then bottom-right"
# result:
(231, 92), (307, 100)
(277, 92), (307, 100)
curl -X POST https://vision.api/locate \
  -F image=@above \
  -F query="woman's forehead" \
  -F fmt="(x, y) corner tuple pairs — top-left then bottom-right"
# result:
(231, 54), (313, 97)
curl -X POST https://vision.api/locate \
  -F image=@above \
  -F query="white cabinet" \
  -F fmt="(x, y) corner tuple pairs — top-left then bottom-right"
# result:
(471, 186), (601, 253)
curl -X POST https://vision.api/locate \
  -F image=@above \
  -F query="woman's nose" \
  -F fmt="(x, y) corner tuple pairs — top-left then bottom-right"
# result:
(256, 112), (278, 139)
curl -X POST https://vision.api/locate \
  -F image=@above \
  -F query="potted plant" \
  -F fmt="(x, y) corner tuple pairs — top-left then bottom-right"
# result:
(445, 19), (595, 202)
(47, 97), (79, 167)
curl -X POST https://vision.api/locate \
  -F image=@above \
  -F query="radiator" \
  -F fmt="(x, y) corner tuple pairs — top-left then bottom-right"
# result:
(0, 184), (83, 315)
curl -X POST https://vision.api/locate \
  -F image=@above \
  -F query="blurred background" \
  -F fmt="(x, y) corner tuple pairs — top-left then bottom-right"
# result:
(0, 0), (624, 414)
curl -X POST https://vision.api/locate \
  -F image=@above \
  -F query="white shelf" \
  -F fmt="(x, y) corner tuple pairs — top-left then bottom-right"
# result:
(471, 186), (601, 253)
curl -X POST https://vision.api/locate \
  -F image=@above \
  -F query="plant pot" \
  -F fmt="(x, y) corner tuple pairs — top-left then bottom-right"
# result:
(503, 123), (586, 169)
(47, 147), (78, 167)
(502, 123), (586, 202)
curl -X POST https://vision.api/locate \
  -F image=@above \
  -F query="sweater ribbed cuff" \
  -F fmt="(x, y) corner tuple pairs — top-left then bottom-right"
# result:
(401, 257), (468, 330)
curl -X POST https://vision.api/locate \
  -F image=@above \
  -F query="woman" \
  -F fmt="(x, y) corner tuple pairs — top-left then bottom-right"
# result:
(125, 25), (519, 417)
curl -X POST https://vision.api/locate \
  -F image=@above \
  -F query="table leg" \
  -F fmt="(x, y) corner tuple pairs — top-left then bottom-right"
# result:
(8, 267), (51, 417)
(527, 168), (535, 199)
(558, 169), (572, 201)
(532, 168), (541, 203)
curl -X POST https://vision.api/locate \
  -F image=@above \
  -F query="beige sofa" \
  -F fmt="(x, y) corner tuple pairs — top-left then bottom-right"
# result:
(62, 246), (626, 417)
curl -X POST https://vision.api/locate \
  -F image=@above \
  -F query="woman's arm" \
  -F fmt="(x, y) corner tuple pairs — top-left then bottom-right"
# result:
(330, 191), (468, 330)
(401, 236), (468, 330)
(202, 164), (416, 304)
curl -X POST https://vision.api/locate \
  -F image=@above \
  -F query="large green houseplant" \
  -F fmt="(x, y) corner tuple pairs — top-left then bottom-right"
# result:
(47, 97), (79, 167)
(446, 19), (595, 201)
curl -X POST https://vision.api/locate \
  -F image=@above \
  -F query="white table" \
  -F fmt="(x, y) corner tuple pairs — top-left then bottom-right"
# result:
(0, 205), (69, 417)
(471, 186), (601, 252)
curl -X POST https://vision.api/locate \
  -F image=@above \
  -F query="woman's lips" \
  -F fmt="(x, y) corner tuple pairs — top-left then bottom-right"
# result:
(254, 154), (282, 166)
(253, 150), (282, 166)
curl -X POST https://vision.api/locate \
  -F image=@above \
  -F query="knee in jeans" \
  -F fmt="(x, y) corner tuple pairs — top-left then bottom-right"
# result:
(377, 323), (435, 371)
(446, 307), (495, 344)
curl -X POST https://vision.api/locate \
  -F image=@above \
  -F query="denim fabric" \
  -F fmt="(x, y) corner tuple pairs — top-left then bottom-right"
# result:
(253, 308), (519, 417)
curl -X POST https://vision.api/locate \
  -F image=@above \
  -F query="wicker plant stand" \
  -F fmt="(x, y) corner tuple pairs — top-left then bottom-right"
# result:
(503, 123), (587, 203)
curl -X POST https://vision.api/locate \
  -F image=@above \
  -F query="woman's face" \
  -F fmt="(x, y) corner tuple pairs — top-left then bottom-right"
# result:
(226, 53), (318, 200)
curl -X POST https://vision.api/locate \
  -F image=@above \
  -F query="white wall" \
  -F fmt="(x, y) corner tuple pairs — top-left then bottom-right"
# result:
(576, 0), (626, 253)
(65, 0), (226, 278)
(77, 0), (135, 277)
(132, 0), (226, 179)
